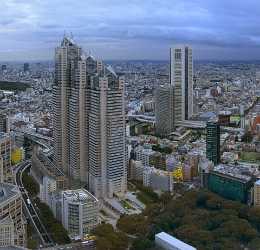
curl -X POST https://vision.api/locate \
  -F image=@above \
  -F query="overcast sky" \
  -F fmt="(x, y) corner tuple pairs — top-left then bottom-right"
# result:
(0, 0), (260, 61)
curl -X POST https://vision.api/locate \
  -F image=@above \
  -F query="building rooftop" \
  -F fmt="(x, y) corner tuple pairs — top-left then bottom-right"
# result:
(155, 232), (197, 250)
(212, 164), (258, 183)
(0, 183), (20, 204)
(0, 132), (9, 140)
(63, 189), (98, 204)
(0, 247), (27, 250)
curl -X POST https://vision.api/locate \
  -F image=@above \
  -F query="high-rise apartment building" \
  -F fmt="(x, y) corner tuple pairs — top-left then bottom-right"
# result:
(0, 133), (12, 183)
(155, 85), (175, 137)
(53, 37), (127, 198)
(170, 45), (193, 123)
(206, 122), (220, 165)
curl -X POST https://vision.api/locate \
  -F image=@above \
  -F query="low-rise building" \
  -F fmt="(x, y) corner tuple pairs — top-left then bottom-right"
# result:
(155, 232), (197, 250)
(0, 183), (26, 247)
(208, 164), (256, 203)
(143, 167), (173, 192)
(61, 189), (99, 240)
(31, 150), (68, 205)
(135, 146), (155, 166)
(128, 160), (144, 181)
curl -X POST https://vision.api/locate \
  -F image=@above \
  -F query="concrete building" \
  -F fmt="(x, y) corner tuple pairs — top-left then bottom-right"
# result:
(53, 36), (82, 177)
(254, 180), (260, 206)
(0, 113), (9, 133)
(155, 85), (175, 136)
(31, 150), (68, 205)
(0, 133), (12, 183)
(206, 122), (220, 165)
(143, 167), (173, 192)
(88, 70), (127, 198)
(208, 164), (255, 204)
(128, 160), (144, 181)
(53, 37), (127, 198)
(170, 45), (193, 123)
(134, 146), (155, 167)
(155, 232), (197, 250)
(61, 189), (99, 239)
(0, 183), (26, 247)
(0, 216), (15, 247)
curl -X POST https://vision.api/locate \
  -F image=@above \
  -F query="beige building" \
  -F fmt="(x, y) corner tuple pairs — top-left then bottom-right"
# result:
(53, 37), (127, 198)
(170, 45), (193, 123)
(0, 183), (26, 247)
(0, 216), (15, 247)
(254, 180), (260, 206)
(0, 133), (12, 183)
(31, 149), (68, 204)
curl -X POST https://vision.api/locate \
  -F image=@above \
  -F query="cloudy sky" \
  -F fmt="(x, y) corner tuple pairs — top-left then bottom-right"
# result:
(0, 0), (260, 61)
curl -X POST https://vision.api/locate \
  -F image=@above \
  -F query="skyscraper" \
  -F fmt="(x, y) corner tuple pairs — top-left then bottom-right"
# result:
(170, 45), (193, 123)
(53, 37), (127, 198)
(155, 85), (175, 137)
(206, 122), (220, 165)
(0, 113), (9, 133)
(23, 63), (29, 72)
(53, 37), (82, 177)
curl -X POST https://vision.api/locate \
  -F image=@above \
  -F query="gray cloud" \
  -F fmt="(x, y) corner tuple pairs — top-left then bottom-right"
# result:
(0, 0), (260, 60)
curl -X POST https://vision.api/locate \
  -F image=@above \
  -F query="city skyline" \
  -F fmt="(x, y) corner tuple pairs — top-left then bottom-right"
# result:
(1, 0), (260, 61)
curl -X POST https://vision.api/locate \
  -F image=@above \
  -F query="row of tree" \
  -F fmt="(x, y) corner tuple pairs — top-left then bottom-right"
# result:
(95, 190), (260, 250)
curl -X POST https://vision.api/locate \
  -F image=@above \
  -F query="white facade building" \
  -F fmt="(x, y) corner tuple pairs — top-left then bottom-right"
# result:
(155, 232), (197, 250)
(135, 146), (154, 167)
(61, 189), (99, 239)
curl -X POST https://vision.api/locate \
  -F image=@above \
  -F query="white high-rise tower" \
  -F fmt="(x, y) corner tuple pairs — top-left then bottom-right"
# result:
(170, 45), (193, 123)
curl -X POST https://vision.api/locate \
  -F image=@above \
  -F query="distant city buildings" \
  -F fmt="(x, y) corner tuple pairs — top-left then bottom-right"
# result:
(53, 37), (127, 198)
(170, 45), (193, 123)
(206, 122), (220, 165)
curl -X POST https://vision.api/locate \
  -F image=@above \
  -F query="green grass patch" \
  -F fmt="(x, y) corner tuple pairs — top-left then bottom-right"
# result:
(240, 152), (260, 162)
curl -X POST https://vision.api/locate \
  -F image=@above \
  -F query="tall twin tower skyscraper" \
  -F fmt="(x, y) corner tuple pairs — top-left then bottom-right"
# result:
(52, 37), (127, 199)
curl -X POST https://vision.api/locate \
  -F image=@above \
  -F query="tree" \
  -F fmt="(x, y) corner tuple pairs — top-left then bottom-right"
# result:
(93, 224), (128, 250)
(22, 171), (39, 197)
(117, 214), (148, 236)
(130, 237), (154, 250)
(27, 239), (37, 249)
